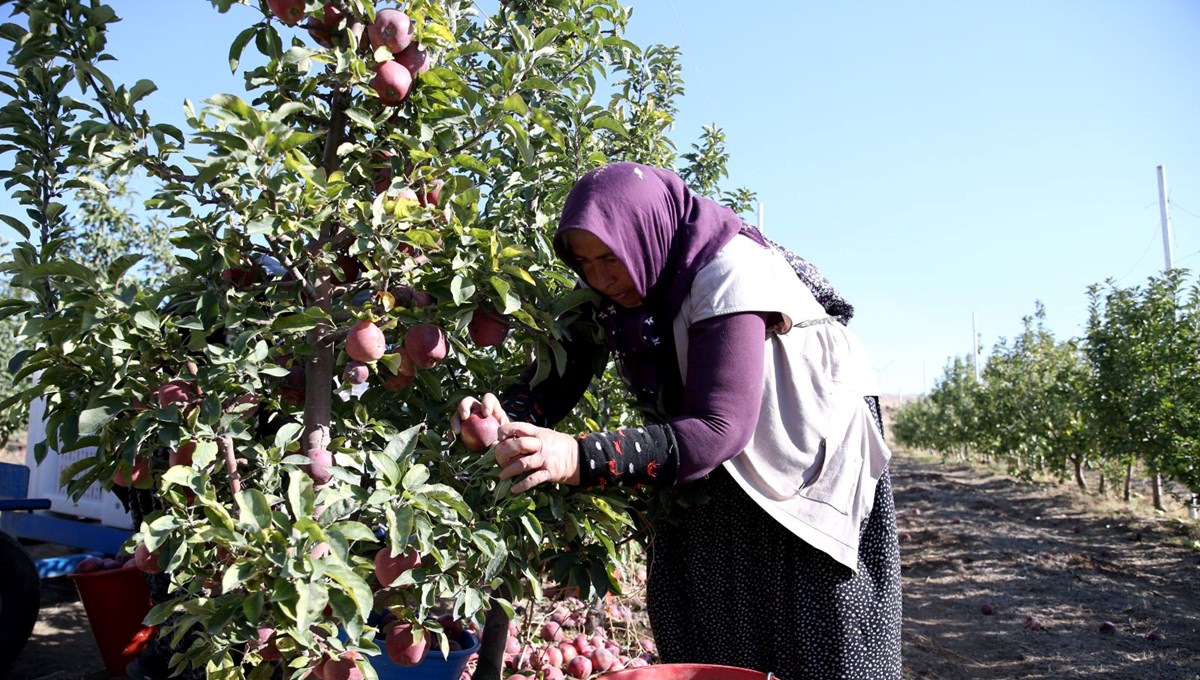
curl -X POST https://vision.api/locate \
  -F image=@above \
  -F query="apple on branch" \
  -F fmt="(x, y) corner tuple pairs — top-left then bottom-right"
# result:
(346, 320), (386, 362)
(371, 60), (413, 106)
(460, 405), (501, 452)
(266, 0), (305, 25)
(368, 8), (414, 54)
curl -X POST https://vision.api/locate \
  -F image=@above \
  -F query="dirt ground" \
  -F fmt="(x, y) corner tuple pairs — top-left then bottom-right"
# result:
(4, 440), (1200, 679)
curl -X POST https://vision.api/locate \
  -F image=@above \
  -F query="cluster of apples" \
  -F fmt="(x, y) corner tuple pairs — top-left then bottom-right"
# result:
(486, 577), (657, 680)
(267, 1), (430, 106)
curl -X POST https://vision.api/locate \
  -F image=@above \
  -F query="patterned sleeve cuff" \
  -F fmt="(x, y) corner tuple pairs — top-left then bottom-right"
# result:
(501, 385), (549, 427)
(577, 423), (679, 489)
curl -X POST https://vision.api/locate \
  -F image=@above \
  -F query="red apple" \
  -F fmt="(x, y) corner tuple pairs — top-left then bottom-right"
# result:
(169, 441), (196, 467)
(157, 379), (197, 408)
(418, 178), (444, 207)
(404, 324), (447, 369)
(396, 41), (430, 75)
(372, 149), (396, 194)
(368, 8), (414, 54)
(540, 621), (564, 643)
(1098, 620), (1117, 635)
(542, 668), (565, 680)
(253, 627), (282, 662)
(383, 372), (414, 392)
(224, 393), (261, 418)
(220, 266), (260, 288)
(1023, 614), (1043, 631)
(307, 3), (343, 47)
(558, 642), (577, 665)
(460, 409), (500, 452)
(304, 448), (334, 485)
(343, 361), (369, 385)
(980, 603), (995, 615)
(282, 364), (306, 406)
(114, 457), (152, 489)
(133, 542), (162, 574)
(346, 320), (386, 362)
(322, 652), (363, 680)
(589, 647), (615, 673)
(374, 547), (421, 586)
(385, 622), (428, 666)
(566, 655), (591, 679)
(468, 309), (510, 347)
(371, 60), (413, 106)
(267, 0), (306, 25)
(332, 252), (361, 284)
(390, 284), (432, 309)
(73, 556), (106, 574)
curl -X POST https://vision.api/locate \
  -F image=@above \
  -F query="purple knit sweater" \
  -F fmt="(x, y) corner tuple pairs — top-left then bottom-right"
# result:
(502, 310), (767, 487)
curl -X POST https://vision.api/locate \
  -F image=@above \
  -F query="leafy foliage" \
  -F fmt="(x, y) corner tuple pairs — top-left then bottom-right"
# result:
(0, 1), (759, 677)
(894, 274), (1200, 500)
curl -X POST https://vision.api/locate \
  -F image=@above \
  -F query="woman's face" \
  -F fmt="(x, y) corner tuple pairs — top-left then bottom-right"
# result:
(565, 231), (643, 308)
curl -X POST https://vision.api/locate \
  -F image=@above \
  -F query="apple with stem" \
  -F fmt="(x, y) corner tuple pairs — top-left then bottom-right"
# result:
(266, 0), (305, 25)
(346, 320), (386, 362)
(384, 622), (428, 666)
(371, 60), (413, 106)
(368, 8), (414, 54)
(468, 308), (510, 347)
(396, 41), (430, 75)
(460, 405), (501, 452)
(304, 448), (334, 486)
(404, 323), (447, 369)
(133, 542), (162, 574)
(374, 547), (421, 586)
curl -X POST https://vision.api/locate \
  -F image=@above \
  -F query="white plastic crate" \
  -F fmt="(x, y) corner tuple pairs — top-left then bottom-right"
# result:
(23, 394), (133, 530)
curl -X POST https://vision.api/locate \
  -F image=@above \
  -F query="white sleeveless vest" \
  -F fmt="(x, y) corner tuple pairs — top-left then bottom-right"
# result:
(672, 234), (892, 572)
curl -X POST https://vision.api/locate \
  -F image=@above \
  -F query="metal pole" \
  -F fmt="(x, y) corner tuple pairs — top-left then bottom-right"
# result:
(1158, 166), (1196, 519)
(1157, 165), (1175, 271)
(757, 201), (765, 233)
(971, 313), (980, 383)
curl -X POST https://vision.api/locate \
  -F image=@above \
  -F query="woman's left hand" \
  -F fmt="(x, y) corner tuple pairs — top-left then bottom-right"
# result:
(494, 421), (581, 493)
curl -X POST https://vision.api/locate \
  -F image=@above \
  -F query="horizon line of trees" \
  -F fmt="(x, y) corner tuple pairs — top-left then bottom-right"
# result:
(892, 268), (1200, 511)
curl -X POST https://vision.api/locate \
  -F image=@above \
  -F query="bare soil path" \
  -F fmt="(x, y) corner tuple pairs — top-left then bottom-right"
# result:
(3, 446), (1199, 679)
(894, 451), (1200, 680)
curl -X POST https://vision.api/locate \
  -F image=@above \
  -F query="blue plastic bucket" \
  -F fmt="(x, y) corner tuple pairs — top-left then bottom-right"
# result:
(364, 629), (479, 680)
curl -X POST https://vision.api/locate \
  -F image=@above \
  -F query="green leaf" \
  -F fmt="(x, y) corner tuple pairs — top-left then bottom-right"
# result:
(288, 471), (314, 518)
(321, 563), (374, 619)
(228, 26), (257, 72)
(344, 107), (376, 131)
(132, 310), (160, 331)
(451, 274), (475, 305)
(235, 490), (272, 532)
(274, 423), (303, 452)
(386, 504), (413, 556)
(193, 440), (218, 469)
(401, 464), (429, 490)
(129, 79), (157, 105)
(589, 114), (628, 138)
(78, 400), (124, 435)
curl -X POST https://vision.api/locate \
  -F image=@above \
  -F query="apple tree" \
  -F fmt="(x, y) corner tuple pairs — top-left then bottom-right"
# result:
(0, 0), (751, 678)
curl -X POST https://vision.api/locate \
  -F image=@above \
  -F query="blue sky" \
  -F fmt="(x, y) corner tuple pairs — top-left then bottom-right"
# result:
(5, 1), (1199, 396)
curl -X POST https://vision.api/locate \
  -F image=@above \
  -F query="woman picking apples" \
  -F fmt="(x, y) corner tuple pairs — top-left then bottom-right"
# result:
(453, 162), (901, 679)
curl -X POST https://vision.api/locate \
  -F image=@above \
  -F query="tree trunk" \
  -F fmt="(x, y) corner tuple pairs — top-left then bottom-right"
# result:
(1152, 472), (1165, 511)
(1099, 474), (1107, 497)
(472, 588), (512, 680)
(1072, 456), (1088, 492)
(1123, 460), (1134, 502)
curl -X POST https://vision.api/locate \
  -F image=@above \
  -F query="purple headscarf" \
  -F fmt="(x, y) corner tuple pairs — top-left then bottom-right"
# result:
(554, 162), (752, 317)
(553, 162), (762, 418)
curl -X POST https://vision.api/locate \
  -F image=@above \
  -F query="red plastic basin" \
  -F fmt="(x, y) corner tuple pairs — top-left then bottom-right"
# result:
(604, 663), (776, 680)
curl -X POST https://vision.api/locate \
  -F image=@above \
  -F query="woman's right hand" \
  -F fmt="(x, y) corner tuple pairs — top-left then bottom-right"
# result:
(450, 392), (510, 434)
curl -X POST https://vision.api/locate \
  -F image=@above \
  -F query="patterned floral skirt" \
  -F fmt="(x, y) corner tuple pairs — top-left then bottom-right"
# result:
(644, 402), (902, 679)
